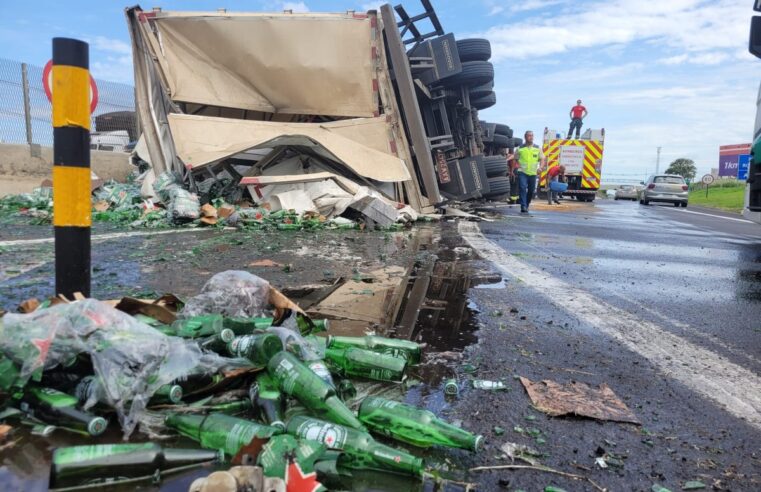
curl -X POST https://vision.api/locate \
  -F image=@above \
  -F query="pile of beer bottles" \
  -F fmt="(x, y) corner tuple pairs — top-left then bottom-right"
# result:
(2, 308), (483, 490)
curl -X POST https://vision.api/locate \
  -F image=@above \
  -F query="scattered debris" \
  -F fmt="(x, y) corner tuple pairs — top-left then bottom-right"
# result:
(519, 377), (640, 424)
(473, 380), (508, 390)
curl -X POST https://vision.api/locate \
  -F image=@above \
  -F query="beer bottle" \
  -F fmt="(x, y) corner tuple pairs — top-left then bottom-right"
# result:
(267, 351), (364, 430)
(327, 335), (421, 364)
(198, 328), (236, 353)
(257, 434), (327, 489)
(227, 333), (283, 366)
(0, 356), (21, 392)
(50, 442), (222, 488)
(172, 314), (224, 339)
(358, 396), (483, 452)
(19, 386), (107, 436)
(224, 316), (329, 336)
(75, 376), (183, 406)
(165, 413), (281, 457)
(172, 373), (226, 397)
(324, 347), (407, 382)
(203, 399), (253, 416)
(306, 359), (336, 388)
(337, 379), (357, 402)
(249, 372), (285, 430)
(287, 416), (423, 476)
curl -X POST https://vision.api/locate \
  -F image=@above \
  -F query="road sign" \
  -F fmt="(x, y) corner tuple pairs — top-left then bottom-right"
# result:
(42, 59), (98, 113)
(701, 174), (714, 185)
(738, 154), (751, 181)
(559, 145), (585, 173)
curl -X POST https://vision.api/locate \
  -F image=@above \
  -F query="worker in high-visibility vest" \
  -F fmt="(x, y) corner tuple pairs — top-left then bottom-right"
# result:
(512, 130), (547, 213)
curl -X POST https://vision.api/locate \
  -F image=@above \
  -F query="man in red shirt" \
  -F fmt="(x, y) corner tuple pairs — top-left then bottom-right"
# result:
(546, 165), (565, 204)
(567, 99), (587, 139)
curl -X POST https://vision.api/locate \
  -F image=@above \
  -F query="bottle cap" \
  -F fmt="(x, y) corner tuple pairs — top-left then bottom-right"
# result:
(87, 417), (108, 436)
(168, 385), (183, 404)
(219, 328), (235, 344)
(270, 420), (286, 431)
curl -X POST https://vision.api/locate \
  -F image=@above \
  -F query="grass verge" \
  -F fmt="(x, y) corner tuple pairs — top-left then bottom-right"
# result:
(688, 186), (744, 212)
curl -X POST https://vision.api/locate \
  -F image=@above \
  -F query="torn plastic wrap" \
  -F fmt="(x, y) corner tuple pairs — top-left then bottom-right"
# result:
(181, 271), (272, 319)
(153, 171), (200, 222)
(0, 299), (237, 437)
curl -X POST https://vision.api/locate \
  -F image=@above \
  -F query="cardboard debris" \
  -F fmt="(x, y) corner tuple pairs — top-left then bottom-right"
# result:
(218, 204), (235, 219)
(200, 203), (219, 225)
(307, 266), (406, 324)
(17, 298), (40, 314)
(114, 294), (184, 324)
(519, 377), (640, 424)
(93, 200), (110, 212)
(249, 259), (283, 268)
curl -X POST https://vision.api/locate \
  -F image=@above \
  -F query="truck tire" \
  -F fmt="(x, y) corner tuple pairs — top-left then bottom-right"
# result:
(483, 155), (508, 177)
(484, 176), (510, 198)
(491, 134), (510, 148)
(509, 137), (523, 148)
(494, 123), (511, 137)
(470, 81), (494, 100)
(456, 38), (492, 62)
(442, 61), (494, 88)
(471, 91), (496, 110)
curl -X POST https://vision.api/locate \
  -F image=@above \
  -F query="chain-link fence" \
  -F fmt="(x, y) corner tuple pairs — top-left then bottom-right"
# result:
(0, 57), (137, 151)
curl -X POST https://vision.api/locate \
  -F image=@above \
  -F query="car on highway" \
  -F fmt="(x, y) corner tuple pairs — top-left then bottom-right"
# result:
(614, 185), (638, 200)
(638, 174), (689, 207)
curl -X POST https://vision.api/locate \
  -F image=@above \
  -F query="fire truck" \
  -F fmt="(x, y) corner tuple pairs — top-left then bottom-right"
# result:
(539, 128), (605, 202)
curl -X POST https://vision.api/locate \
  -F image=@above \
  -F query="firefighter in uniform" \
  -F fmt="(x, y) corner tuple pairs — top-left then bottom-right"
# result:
(513, 130), (546, 213)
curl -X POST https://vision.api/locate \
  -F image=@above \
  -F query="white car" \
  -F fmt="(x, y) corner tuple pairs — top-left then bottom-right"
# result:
(90, 130), (130, 152)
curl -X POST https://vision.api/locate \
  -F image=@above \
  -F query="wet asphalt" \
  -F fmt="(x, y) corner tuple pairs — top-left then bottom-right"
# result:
(448, 199), (761, 491)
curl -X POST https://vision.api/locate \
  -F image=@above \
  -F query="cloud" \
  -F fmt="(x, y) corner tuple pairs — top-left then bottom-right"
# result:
(281, 1), (309, 12)
(90, 36), (131, 56)
(488, 5), (504, 15)
(659, 52), (730, 65)
(509, 0), (567, 12)
(480, 0), (748, 61)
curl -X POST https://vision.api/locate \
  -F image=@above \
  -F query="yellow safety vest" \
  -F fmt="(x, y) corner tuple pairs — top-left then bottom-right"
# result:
(517, 145), (541, 176)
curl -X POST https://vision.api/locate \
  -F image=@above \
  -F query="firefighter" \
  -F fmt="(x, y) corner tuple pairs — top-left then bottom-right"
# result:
(513, 131), (546, 214)
(567, 99), (588, 139)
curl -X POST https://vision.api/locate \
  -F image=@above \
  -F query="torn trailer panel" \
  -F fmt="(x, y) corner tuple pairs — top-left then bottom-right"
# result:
(125, 5), (435, 212)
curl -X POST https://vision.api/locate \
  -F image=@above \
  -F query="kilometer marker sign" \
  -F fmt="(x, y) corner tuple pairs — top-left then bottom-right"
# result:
(42, 59), (99, 113)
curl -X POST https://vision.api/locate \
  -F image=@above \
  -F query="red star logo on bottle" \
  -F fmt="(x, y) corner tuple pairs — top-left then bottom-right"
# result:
(285, 460), (323, 492)
(31, 336), (53, 365)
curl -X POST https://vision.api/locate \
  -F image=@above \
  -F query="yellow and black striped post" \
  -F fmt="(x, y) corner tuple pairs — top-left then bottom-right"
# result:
(52, 38), (91, 297)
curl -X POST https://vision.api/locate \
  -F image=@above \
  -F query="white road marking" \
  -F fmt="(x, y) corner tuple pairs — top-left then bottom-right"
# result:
(0, 227), (212, 248)
(661, 207), (754, 223)
(460, 221), (761, 429)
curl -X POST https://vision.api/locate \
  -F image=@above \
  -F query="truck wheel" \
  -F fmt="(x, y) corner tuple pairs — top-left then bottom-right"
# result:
(681, 202), (688, 208)
(673, 202), (680, 207)
(470, 82), (494, 100)
(456, 38), (492, 62)
(484, 176), (510, 198)
(442, 61), (494, 88)
(509, 137), (523, 148)
(643, 200), (649, 205)
(483, 155), (508, 177)
(494, 123), (512, 138)
(491, 134), (510, 148)
(471, 91), (496, 110)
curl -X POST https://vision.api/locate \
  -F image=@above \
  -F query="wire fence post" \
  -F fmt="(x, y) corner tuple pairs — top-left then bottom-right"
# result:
(21, 62), (33, 145)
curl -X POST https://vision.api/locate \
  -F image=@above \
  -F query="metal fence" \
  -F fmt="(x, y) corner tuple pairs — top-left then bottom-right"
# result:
(0, 57), (137, 149)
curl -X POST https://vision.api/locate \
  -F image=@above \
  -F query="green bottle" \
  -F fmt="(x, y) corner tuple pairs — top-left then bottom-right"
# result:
(50, 443), (222, 489)
(257, 435), (327, 488)
(227, 333), (283, 366)
(75, 376), (183, 406)
(204, 399), (253, 415)
(306, 359), (336, 388)
(337, 379), (357, 402)
(19, 386), (107, 436)
(165, 413), (281, 457)
(172, 314), (224, 339)
(223, 316), (329, 336)
(358, 396), (483, 452)
(277, 223), (302, 231)
(327, 335), (421, 364)
(249, 372), (285, 431)
(199, 328), (236, 353)
(324, 347), (407, 382)
(287, 416), (423, 476)
(172, 373), (226, 397)
(267, 351), (365, 430)
(0, 356), (21, 392)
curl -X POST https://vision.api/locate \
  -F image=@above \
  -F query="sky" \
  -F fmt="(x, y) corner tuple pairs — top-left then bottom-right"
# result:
(0, 0), (758, 181)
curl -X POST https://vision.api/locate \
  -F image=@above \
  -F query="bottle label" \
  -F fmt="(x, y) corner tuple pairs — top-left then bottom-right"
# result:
(307, 361), (331, 380)
(229, 336), (255, 357)
(296, 420), (347, 449)
(54, 443), (154, 465)
(372, 447), (405, 465)
(225, 422), (259, 455)
(369, 369), (395, 381)
(34, 387), (78, 407)
(473, 380), (505, 390)
(274, 358), (298, 395)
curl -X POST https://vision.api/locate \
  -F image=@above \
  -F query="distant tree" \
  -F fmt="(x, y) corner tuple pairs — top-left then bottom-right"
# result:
(665, 158), (697, 181)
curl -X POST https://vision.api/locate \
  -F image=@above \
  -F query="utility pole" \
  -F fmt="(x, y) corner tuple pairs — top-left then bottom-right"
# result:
(655, 146), (662, 174)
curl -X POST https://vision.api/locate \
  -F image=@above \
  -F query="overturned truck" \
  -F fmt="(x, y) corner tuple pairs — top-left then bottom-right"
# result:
(126, 1), (516, 218)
